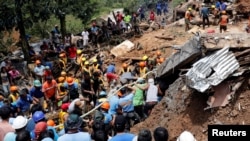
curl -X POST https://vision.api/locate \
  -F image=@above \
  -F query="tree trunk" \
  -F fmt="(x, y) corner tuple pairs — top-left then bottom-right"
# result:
(60, 15), (66, 41)
(16, 6), (30, 62)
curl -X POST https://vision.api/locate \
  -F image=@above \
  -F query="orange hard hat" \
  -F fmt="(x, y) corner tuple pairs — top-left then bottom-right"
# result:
(58, 77), (65, 83)
(10, 86), (18, 92)
(35, 60), (41, 65)
(66, 77), (74, 85)
(117, 91), (123, 96)
(47, 119), (55, 127)
(159, 57), (164, 63)
(156, 51), (161, 56)
(122, 63), (128, 68)
(101, 102), (110, 110)
(139, 61), (145, 67)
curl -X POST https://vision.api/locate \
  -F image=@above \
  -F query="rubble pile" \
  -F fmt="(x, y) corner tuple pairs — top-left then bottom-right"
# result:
(235, 0), (250, 13)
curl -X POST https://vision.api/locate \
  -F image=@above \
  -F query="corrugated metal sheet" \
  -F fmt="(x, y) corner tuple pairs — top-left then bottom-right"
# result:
(185, 47), (240, 93)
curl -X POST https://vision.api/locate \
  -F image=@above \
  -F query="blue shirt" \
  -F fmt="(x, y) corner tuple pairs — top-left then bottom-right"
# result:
(63, 82), (78, 89)
(201, 7), (209, 17)
(103, 112), (112, 124)
(16, 95), (33, 112)
(91, 27), (98, 33)
(3, 132), (16, 141)
(29, 87), (44, 98)
(156, 3), (161, 9)
(26, 118), (35, 132)
(110, 133), (135, 141)
(48, 126), (59, 141)
(108, 95), (119, 115)
(118, 93), (134, 112)
(107, 64), (115, 73)
(220, 3), (227, 11)
(216, 1), (220, 9)
(58, 132), (91, 141)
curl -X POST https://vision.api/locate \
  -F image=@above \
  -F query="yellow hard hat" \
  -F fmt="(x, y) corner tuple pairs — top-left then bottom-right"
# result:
(77, 49), (82, 55)
(61, 71), (67, 76)
(82, 57), (86, 62)
(222, 10), (226, 14)
(188, 8), (192, 11)
(142, 55), (148, 61)
(84, 61), (89, 65)
(93, 58), (97, 63)
(211, 5), (215, 8)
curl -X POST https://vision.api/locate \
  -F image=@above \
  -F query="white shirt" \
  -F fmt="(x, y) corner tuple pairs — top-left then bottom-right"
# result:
(34, 65), (45, 76)
(146, 84), (158, 102)
(81, 31), (89, 40)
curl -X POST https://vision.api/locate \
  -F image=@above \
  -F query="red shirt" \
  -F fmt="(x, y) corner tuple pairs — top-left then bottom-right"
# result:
(68, 46), (77, 59)
(150, 12), (155, 21)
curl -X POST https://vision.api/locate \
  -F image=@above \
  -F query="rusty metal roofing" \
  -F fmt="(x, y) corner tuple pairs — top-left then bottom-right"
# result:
(185, 47), (239, 93)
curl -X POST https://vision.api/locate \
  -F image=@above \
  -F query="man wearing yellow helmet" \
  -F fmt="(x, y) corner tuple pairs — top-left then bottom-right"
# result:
(218, 10), (228, 33)
(185, 8), (193, 31)
(82, 61), (92, 76)
(211, 5), (219, 25)
(59, 52), (67, 71)
(142, 55), (153, 71)
(91, 58), (102, 75)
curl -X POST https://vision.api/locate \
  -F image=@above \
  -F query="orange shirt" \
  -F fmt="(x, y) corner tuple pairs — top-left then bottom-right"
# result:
(42, 80), (57, 98)
(220, 15), (228, 26)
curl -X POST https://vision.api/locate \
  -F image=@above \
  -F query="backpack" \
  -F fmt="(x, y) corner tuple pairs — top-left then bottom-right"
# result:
(68, 83), (79, 100)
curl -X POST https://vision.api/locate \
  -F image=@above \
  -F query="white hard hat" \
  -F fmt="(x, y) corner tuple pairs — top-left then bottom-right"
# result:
(12, 116), (28, 129)
(177, 131), (196, 141)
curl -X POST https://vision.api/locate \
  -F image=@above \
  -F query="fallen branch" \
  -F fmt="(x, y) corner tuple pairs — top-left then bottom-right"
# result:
(155, 36), (174, 40)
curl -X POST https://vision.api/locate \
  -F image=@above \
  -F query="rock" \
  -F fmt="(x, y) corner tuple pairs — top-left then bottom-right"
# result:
(230, 110), (238, 117)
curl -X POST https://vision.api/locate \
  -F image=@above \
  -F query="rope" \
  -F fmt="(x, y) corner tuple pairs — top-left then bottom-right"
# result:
(53, 70), (155, 129)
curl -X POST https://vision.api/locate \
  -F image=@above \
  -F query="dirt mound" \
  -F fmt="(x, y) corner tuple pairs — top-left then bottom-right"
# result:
(235, 0), (250, 13)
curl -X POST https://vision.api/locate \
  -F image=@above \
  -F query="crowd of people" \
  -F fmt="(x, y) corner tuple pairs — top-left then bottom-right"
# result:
(185, 0), (229, 32)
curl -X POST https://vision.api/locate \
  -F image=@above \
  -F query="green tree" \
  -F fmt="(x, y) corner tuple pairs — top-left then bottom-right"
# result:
(0, 0), (51, 61)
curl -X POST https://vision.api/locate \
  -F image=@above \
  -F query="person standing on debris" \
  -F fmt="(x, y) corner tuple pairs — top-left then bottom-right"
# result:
(149, 10), (155, 22)
(155, 51), (164, 66)
(185, 8), (193, 31)
(118, 86), (139, 131)
(82, 61), (92, 77)
(101, 21), (110, 40)
(132, 13), (140, 34)
(16, 89), (34, 116)
(133, 78), (147, 120)
(8, 86), (19, 104)
(56, 76), (68, 104)
(64, 77), (79, 101)
(1, 67), (10, 96)
(219, 0), (227, 11)
(106, 62), (118, 86)
(82, 28), (89, 47)
(161, 1), (168, 15)
(124, 14), (132, 31)
(8, 66), (22, 85)
(91, 22), (99, 46)
(53, 25), (60, 34)
(200, 3), (210, 30)
(59, 52), (67, 71)
(211, 5), (220, 25)
(156, 2), (162, 16)
(218, 11), (228, 33)
(34, 60), (45, 82)
(91, 58), (102, 75)
(119, 63), (131, 75)
(81, 72), (95, 110)
(144, 78), (158, 117)
(137, 61), (148, 78)
(67, 44), (77, 63)
(42, 76), (57, 112)
(29, 80), (44, 106)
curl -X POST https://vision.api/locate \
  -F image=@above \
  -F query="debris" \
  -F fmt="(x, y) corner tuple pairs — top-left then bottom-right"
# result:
(155, 35), (174, 40)
(230, 110), (239, 117)
(156, 32), (202, 78)
(185, 47), (240, 93)
(110, 40), (135, 57)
